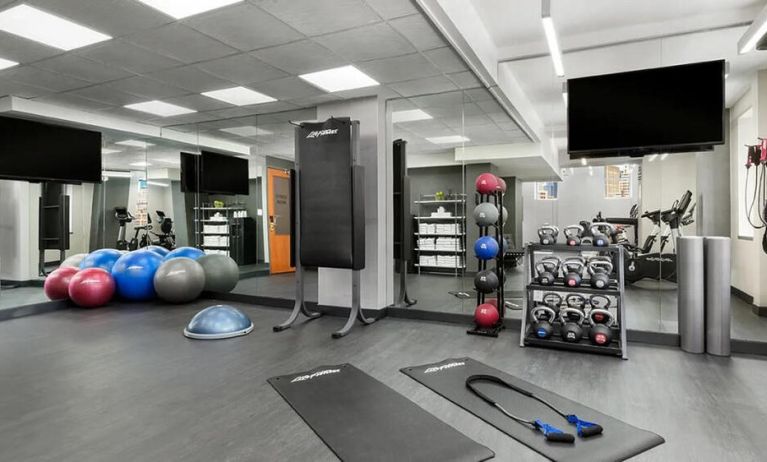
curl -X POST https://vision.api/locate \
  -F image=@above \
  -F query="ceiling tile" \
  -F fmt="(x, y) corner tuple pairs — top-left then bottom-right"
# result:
(410, 91), (465, 108)
(185, 3), (303, 51)
(163, 94), (232, 112)
(249, 76), (324, 100)
(476, 99), (504, 114)
(357, 53), (440, 83)
(363, 0), (418, 19)
(254, 0), (380, 36)
(197, 53), (288, 85)
(389, 14), (445, 51)
(33, 93), (114, 112)
(447, 71), (482, 89)
(423, 47), (468, 73)
(68, 84), (144, 107)
(33, 55), (133, 84)
(107, 76), (190, 100)
(315, 23), (415, 61)
(464, 87), (494, 102)
(78, 40), (183, 74)
(388, 75), (458, 97)
(2, 66), (90, 92)
(148, 112), (220, 127)
(286, 93), (342, 108)
(125, 23), (238, 64)
(251, 40), (346, 75)
(0, 30), (64, 63)
(147, 66), (233, 93)
(0, 79), (52, 98)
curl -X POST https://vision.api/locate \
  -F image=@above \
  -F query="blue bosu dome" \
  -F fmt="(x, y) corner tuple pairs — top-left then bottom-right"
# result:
(183, 305), (254, 340)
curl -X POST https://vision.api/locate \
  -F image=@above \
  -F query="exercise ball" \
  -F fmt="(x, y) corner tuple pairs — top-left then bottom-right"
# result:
(80, 248), (123, 272)
(183, 305), (254, 340)
(61, 253), (87, 268)
(111, 249), (163, 301)
(497, 177), (507, 193)
(198, 254), (239, 293)
(475, 173), (499, 195)
(501, 206), (509, 225)
(145, 245), (170, 257)
(502, 238), (510, 254)
(474, 303), (499, 328)
(474, 236), (499, 260)
(473, 202), (499, 227)
(474, 269), (499, 293)
(154, 258), (206, 303)
(164, 246), (204, 261)
(68, 268), (115, 308)
(44, 267), (79, 300)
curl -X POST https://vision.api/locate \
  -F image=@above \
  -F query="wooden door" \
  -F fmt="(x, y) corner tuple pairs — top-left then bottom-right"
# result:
(267, 168), (294, 274)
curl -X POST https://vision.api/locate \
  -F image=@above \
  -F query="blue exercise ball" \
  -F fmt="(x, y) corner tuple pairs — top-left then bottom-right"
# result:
(183, 305), (254, 340)
(80, 248), (123, 272)
(145, 245), (170, 257)
(164, 246), (204, 261)
(474, 236), (499, 260)
(111, 249), (163, 301)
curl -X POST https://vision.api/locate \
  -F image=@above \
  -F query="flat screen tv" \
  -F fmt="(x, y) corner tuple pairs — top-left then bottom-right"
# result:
(0, 116), (102, 183)
(201, 150), (249, 195)
(180, 152), (201, 193)
(567, 60), (725, 157)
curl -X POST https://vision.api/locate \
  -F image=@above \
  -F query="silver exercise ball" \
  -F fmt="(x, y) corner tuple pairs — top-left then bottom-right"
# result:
(61, 253), (87, 268)
(197, 254), (239, 293)
(153, 257), (206, 303)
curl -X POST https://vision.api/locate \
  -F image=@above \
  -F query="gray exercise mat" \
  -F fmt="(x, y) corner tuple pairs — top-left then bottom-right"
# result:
(401, 358), (664, 462)
(268, 363), (494, 462)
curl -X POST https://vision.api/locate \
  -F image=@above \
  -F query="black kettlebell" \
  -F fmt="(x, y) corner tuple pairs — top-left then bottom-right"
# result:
(530, 305), (557, 339)
(587, 257), (613, 289)
(474, 269), (499, 293)
(535, 256), (560, 285)
(565, 293), (586, 309)
(538, 225), (559, 245)
(589, 222), (616, 247)
(562, 257), (585, 287)
(589, 309), (615, 346)
(559, 307), (584, 343)
(563, 225), (583, 246)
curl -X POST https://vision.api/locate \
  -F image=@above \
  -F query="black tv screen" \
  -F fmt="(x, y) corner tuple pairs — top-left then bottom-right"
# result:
(201, 151), (249, 195)
(180, 152), (201, 193)
(0, 116), (102, 183)
(568, 60), (725, 156)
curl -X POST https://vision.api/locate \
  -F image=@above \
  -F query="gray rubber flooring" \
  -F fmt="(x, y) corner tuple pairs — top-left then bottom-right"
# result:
(0, 300), (765, 461)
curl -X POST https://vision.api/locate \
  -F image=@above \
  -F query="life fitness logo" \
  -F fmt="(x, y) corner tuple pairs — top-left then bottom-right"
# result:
(306, 129), (338, 139)
(291, 368), (341, 383)
(424, 361), (465, 374)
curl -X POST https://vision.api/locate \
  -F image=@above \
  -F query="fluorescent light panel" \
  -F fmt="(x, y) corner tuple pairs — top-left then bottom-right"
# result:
(147, 181), (169, 187)
(103, 170), (131, 178)
(124, 100), (196, 117)
(392, 109), (432, 123)
(116, 140), (155, 148)
(299, 65), (379, 93)
(0, 4), (111, 51)
(202, 86), (276, 106)
(426, 135), (470, 144)
(101, 148), (121, 154)
(0, 57), (18, 70)
(660, 153), (669, 161)
(542, 17), (564, 77)
(130, 161), (151, 167)
(580, 157), (587, 166)
(137, 0), (242, 19)
(648, 154), (658, 162)
(220, 126), (273, 137)
(739, 2), (767, 54)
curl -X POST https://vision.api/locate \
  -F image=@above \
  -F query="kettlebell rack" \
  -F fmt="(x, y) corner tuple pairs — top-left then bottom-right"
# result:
(520, 244), (628, 359)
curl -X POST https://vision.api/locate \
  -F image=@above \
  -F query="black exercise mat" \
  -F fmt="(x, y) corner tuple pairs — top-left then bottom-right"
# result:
(401, 358), (664, 462)
(268, 363), (494, 462)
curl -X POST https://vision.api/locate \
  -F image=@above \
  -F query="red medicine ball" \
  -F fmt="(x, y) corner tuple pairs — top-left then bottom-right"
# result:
(474, 303), (500, 328)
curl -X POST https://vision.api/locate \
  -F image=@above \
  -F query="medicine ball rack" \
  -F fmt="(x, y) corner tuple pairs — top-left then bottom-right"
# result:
(520, 244), (628, 359)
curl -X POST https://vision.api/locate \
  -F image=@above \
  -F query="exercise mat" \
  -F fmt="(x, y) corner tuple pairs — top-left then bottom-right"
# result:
(268, 363), (494, 462)
(401, 358), (664, 462)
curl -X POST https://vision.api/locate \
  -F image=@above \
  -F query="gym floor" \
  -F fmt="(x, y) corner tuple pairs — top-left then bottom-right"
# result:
(1, 300), (764, 461)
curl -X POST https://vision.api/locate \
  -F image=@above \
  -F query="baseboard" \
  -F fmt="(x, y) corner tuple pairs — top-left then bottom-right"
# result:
(0, 299), (68, 322)
(1, 279), (44, 288)
(732, 339), (767, 356)
(626, 329), (680, 346)
(731, 286), (754, 304)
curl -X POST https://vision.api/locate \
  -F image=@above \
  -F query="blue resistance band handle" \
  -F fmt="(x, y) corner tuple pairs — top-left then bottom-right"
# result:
(534, 420), (575, 443)
(566, 415), (604, 437)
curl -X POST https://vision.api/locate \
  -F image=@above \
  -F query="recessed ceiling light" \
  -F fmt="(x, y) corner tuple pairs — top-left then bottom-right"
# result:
(136, 0), (243, 19)
(0, 4), (111, 51)
(147, 181), (169, 187)
(202, 86), (276, 106)
(124, 100), (196, 117)
(299, 65), (379, 93)
(101, 148), (121, 154)
(153, 158), (180, 165)
(392, 109), (432, 123)
(220, 126), (273, 137)
(116, 139), (155, 148)
(426, 135), (470, 144)
(0, 57), (18, 70)
(130, 161), (151, 167)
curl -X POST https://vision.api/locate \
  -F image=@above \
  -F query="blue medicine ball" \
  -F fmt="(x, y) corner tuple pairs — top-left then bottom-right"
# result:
(80, 248), (123, 272)
(145, 245), (170, 257)
(474, 236), (499, 260)
(111, 249), (163, 301)
(164, 246), (205, 261)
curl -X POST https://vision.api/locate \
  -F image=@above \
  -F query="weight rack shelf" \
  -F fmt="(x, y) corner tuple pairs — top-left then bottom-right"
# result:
(520, 243), (628, 359)
(414, 193), (466, 276)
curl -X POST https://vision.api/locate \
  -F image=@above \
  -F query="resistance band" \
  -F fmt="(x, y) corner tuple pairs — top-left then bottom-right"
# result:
(465, 375), (603, 444)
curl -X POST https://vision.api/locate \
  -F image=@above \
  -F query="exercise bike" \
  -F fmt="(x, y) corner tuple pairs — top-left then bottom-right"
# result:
(114, 207), (134, 250)
(150, 210), (176, 250)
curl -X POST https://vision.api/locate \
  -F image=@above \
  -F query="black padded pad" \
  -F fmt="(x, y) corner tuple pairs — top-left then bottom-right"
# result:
(297, 118), (364, 269)
(401, 358), (664, 462)
(268, 364), (494, 462)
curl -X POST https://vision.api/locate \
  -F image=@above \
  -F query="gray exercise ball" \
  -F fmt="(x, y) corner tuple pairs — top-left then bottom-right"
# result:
(502, 206), (509, 226)
(198, 254), (239, 293)
(473, 202), (499, 226)
(153, 257), (206, 303)
(61, 253), (87, 268)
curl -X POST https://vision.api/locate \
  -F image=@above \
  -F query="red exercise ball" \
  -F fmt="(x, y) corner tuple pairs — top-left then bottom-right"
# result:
(68, 268), (115, 308)
(475, 173), (499, 194)
(43, 267), (79, 300)
(497, 178), (507, 193)
(474, 303), (500, 328)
